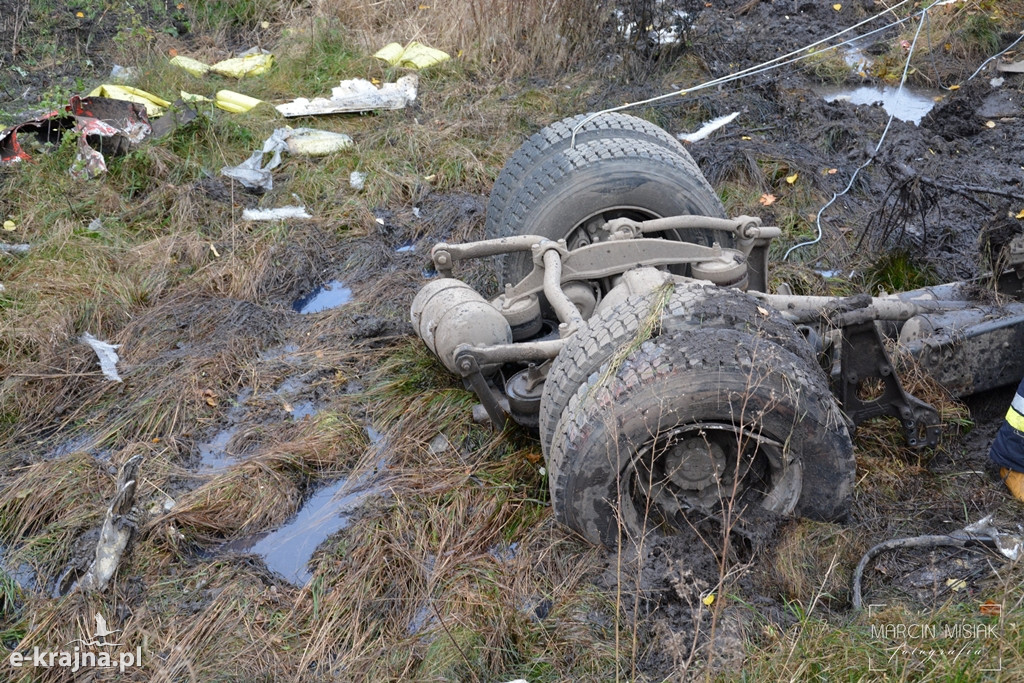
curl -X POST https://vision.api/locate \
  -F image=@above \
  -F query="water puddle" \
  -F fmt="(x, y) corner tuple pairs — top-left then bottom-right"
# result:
(0, 544), (37, 592)
(819, 85), (937, 124)
(292, 280), (351, 314)
(47, 434), (109, 460)
(197, 426), (239, 471)
(288, 400), (318, 421)
(227, 425), (389, 584)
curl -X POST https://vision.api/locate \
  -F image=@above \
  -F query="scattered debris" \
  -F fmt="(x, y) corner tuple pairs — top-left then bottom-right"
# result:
(87, 84), (170, 117)
(677, 111), (740, 143)
(171, 50), (274, 78)
(997, 59), (1024, 73)
(80, 332), (123, 382)
(241, 206), (312, 221)
(222, 127), (352, 190)
(109, 64), (138, 82)
(852, 515), (1024, 609)
(79, 455), (143, 593)
(0, 243), (30, 255)
(349, 171), (366, 191)
(0, 95), (168, 178)
(275, 75), (418, 117)
(374, 42), (450, 69)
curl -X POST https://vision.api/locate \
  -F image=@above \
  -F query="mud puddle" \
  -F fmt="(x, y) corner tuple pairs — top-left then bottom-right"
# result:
(818, 84), (938, 124)
(197, 388), (252, 471)
(0, 543), (37, 592)
(292, 280), (351, 314)
(226, 426), (388, 584)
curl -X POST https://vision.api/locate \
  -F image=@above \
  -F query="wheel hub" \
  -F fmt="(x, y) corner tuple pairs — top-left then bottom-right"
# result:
(663, 437), (727, 492)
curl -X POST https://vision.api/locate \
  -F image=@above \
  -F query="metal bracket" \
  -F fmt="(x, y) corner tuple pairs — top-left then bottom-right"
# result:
(835, 321), (941, 448)
(454, 350), (509, 427)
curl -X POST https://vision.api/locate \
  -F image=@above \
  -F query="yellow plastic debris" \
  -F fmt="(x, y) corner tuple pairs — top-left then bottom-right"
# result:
(87, 85), (171, 117)
(180, 90), (213, 103)
(1015, 209), (1024, 219)
(211, 53), (274, 78)
(785, 172), (799, 184)
(374, 41), (450, 69)
(215, 90), (263, 113)
(170, 55), (211, 77)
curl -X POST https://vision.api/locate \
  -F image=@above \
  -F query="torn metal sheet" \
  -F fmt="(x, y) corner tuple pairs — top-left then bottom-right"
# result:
(275, 75), (418, 117)
(0, 96), (154, 179)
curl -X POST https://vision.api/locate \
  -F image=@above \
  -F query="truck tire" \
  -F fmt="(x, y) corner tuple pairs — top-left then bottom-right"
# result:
(491, 137), (728, 287)
(485, 112), (708, 245)
(538, 284), (821, 455)
(548, 328), (856, 548)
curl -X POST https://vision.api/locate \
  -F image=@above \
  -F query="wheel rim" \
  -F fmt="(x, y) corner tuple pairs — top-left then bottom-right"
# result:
(624, 422), (801, 535)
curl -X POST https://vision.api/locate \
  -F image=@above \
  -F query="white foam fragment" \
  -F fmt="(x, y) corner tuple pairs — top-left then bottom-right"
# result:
(241, 206), (312, 221)
(678, 111), (740, 143)
(81, 332), (122, 382)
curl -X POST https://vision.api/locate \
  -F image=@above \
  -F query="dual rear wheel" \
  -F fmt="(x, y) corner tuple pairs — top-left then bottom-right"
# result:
(488, 113), (856, 547)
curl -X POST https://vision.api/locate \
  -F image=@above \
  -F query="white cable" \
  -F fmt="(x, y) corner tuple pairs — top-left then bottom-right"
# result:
(967, 30), (1024, 81)
(784, 4), (931, 261)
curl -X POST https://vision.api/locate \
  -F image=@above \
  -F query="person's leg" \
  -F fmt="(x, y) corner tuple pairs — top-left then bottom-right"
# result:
(990, 377), (1024, 502)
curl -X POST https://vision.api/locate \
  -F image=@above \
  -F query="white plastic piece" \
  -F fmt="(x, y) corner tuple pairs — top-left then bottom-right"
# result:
(275, 75), (418, 117)
(81, 332), (122, 382)
(677, 111), (740, 143)
(349, 171), (367, 191)
(241, 206), (312, 221)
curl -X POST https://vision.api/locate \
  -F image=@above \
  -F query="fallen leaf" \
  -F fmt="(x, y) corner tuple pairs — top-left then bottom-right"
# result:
(948, 84), (960, 91)
(741, 135), (752, 140)
(702, 594), (715, 606)
(985, 120), (996, 128)
(1015, 209), (1024, 219)
(203, 389), (218, 407)
(524, 450), (542, 464)
(757, 306), (770, 316)
(980, 601), (1001, 616)
(76, 11), (84, 18)
(833, 3), (842, 10)
(827, 168), (838, 174)
(169, 48), (178, 57)
(2, 220), (15, 231)
(283, 402), (293, 413)
(209, 243), (220, 258)
(785, 172), (799, 184)
(759, 193), (777, 206)
(946, 578), (967, 592)
(260, 20), (269, 29)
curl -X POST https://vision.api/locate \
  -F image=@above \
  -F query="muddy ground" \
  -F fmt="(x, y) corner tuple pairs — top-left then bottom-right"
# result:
(2, 0), (1024, 680)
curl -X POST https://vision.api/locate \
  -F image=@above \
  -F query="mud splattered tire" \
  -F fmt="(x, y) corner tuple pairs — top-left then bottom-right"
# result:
(548, 328), (856, 548)
(485, 112), (709, 244)
(491, 137), (729, 287)
(537, 284), (821, 455)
